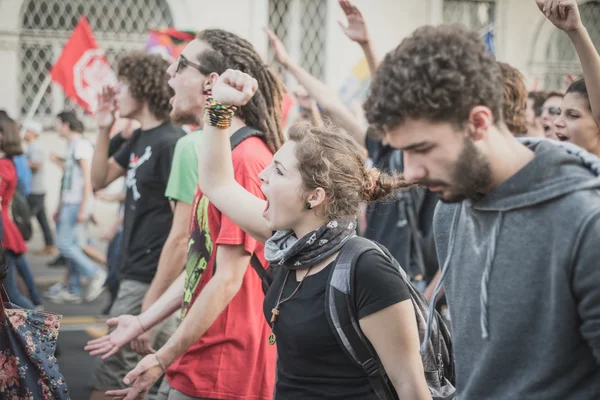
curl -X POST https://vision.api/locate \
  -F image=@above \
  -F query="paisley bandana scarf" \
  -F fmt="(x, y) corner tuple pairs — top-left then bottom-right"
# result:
(264, 219), (357, 270)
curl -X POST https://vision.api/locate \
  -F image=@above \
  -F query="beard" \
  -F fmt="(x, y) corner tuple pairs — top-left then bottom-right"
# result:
(436, 136), (492, 203)
(170, 108), (201, 126)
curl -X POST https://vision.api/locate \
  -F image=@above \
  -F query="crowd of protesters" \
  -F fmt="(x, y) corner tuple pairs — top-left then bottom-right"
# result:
(1, 0), (599, 399)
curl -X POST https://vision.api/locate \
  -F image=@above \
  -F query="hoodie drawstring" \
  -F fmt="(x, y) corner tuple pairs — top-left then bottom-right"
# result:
(480, 212), (504, 340)
(420, 204), (462, 356)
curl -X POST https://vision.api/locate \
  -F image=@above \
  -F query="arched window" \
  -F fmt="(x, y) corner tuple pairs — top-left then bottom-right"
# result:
(268, 0), (327, 84)
(19, 0), (173, 119)
(542, 0), (600, 90)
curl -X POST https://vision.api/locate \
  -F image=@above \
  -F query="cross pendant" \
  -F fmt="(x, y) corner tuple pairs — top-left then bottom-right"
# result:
(270, 308), (280, 324)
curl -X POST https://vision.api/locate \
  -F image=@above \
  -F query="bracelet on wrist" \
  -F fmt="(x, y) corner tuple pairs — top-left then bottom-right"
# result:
(203, 90), (238, 129)
(155, 353), (167, 373)
(136, 316), (146, 333)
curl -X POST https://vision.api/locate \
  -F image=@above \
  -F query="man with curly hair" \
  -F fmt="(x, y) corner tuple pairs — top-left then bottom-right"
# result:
(89, 52), (186, 400)
(498, 62), (529, 136)
(365, 20), (600, 399)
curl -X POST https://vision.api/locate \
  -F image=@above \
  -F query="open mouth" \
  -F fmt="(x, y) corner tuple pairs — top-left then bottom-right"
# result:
(262, 200), (270, 218)
(555, 132), (569, 141)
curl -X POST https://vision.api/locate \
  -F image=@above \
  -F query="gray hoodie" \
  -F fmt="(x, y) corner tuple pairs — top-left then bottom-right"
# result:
(433, 139), (600, 399)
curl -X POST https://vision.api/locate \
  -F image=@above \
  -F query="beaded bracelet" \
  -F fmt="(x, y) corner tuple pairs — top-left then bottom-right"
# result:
(203, 90), (238, 129)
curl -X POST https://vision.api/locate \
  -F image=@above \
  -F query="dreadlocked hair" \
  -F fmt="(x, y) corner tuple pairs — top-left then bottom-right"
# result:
(196, 29), (285, 153)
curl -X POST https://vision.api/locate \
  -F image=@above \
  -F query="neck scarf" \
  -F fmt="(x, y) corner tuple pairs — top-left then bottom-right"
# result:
(264, 219), (357, 270)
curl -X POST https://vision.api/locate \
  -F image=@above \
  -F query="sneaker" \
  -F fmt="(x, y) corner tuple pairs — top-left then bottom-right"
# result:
(33, 246), (58, 256)
(47, 254), (68, 268)
(85, 270), (107, 302)
(46, 289), (83, 304)
(43, 282), (66, 298)
(33, 305), (45, 312)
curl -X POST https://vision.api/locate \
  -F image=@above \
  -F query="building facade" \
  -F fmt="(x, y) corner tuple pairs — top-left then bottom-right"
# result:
(0, 0), (598, 125)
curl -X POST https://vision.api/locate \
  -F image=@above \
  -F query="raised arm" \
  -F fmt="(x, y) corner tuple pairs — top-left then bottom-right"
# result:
(265, 28), (366, 145)
(538, 0), (600, 124)
(338, 0), (379, 76)
(196, 70), (272, 243)
(91, 86), (126, 190)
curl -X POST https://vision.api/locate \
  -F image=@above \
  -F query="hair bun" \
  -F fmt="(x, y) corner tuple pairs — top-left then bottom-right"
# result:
(362, 168), (412, 203)
(362, 169), (381, 201)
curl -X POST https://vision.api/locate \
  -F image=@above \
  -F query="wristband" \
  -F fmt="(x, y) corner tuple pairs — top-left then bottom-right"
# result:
(203, 90), (238, 129)
(136, 316), (146, 333)
(155, 353), (166, 373)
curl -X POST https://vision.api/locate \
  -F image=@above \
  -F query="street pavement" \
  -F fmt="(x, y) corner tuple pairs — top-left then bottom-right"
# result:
(26, 232), (112, 399)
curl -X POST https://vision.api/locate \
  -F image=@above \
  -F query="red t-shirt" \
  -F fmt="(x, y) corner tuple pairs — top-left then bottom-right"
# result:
(0, 159), (27, 254)
(167, 136), (276, 400)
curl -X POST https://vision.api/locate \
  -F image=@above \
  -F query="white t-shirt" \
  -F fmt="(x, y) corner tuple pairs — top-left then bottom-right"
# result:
(61, 137), (94, 205)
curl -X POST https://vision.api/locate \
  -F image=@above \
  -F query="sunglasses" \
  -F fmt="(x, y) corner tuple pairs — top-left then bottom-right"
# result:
(175, 55), (209, 75)
(544, 106), (560, 116)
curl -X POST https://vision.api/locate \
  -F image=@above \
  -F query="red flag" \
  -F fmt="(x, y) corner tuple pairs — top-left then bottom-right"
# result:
(50, 16), (116, 113)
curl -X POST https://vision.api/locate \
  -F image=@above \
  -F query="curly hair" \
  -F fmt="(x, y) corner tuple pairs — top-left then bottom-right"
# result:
(117, 52), (173, 121)
(196, 29), (285, 153)
(364, 24), (504, 131)
(498, 62), (528, 134)
(288, 122), (410, 220)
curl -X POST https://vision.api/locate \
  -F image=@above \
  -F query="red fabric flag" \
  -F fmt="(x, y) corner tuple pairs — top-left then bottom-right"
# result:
(50, 16), (116, 113)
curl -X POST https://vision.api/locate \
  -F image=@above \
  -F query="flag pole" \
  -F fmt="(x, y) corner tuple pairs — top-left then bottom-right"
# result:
(20, 75), (52, 136)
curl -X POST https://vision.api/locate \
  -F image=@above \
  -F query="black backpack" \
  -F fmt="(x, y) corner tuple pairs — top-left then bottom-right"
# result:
(11, 188), (32, 241)
(325, 236), (455, 400)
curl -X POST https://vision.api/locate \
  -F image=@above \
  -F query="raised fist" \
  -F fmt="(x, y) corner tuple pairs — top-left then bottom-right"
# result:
(536, 0), (583, 33)
(211, 69), (258, 107)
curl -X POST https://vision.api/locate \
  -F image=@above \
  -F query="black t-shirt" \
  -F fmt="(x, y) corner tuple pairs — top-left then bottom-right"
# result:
(108, 133), (128, 158)
(364, 136), (439, 280)
(113, 121), (185, 283)
(263, 249), (411, 399)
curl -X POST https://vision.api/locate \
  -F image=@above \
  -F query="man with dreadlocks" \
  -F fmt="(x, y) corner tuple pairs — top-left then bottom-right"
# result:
(86, 29), (285, 400)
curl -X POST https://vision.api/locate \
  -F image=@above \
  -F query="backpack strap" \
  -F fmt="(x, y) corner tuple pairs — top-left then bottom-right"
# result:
(230, 126), (264, 150)
(325, 236), (398, 400)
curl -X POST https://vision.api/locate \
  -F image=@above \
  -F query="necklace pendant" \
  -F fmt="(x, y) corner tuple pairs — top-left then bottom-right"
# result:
(268, 332), (276, 345)
(270, 308), (280, 324)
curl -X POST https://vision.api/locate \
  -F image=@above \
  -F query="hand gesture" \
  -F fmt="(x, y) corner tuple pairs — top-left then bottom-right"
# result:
(338, 0), (370, 45)
(264, 27), (291, 67)
(211, 69), (258, 107)
(85, 314), (145, 360)
(96, 86), (118, 131)
(105, 354), (164, 400)
(536, 0), (583, 32)
(294, 86), (316, 111)
(130, 328), (156, 356)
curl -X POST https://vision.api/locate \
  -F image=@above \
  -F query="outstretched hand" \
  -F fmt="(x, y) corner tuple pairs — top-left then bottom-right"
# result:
(338, 0), (370, 45)
(264, 27), (291, 67)
(211, 69), (258, 107)
(536, 0), (583, 32)
(105, 354), (164, 400)
(84, 314), (145, 360)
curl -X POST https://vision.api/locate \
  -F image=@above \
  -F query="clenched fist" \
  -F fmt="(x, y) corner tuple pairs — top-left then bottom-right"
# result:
(211, 69), (258, 107)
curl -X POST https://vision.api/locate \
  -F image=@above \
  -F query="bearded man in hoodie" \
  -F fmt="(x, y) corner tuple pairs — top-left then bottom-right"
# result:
(364, 19), (600, 400)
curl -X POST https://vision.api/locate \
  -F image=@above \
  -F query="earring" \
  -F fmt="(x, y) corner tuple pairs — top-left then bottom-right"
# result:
(305, 202), (312, 210)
